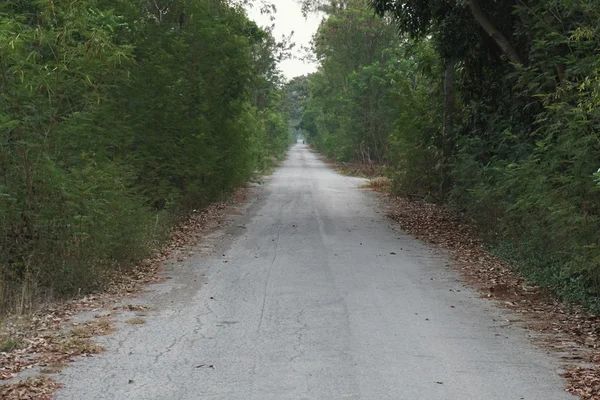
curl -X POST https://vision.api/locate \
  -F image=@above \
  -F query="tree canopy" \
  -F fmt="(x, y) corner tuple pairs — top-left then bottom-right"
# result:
(0, 0), (292, 312)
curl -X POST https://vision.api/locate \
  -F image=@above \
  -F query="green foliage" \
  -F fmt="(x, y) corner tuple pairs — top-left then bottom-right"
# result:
(386, 41), (444, 197)
(0, 338), (20, 352)
(302, 0), (444, 196)
(285, 76), (310, 141)
(368, 0), (600, 307)
(0, 0), (291, 313)
(301, 0), (400, 163)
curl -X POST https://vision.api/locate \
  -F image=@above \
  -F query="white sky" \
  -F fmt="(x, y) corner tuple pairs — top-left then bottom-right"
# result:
(245, 0), (322, 80)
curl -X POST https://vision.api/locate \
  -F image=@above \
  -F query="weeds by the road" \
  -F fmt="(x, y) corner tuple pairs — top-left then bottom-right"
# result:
(70, 318), (114, 338)
(362, 177), (392, 193)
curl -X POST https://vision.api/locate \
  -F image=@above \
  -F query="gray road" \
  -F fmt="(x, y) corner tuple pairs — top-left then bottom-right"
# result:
(56, 145), (574, 400)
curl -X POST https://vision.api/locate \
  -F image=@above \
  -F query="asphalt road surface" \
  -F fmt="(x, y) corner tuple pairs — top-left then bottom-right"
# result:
(56, 144), (574, 399)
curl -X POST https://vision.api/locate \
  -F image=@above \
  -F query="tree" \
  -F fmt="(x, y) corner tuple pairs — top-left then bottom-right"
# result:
(301, 0), (400, 162)
(368, 0), (523, 65)
(0, 0), (292, 313)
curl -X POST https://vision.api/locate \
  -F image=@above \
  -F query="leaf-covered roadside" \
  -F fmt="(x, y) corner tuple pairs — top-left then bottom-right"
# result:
(0, 186), (251, 399)
(0, 376), (62, 400)
(381, 193), (600, 399)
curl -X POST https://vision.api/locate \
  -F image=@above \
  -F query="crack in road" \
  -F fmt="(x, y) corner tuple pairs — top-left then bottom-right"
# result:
(256, 221), (283, 334)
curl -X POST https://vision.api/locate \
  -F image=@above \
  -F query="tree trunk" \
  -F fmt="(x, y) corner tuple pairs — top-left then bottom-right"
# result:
(468, 0), (523, 65)
(440, 63), (455, 199)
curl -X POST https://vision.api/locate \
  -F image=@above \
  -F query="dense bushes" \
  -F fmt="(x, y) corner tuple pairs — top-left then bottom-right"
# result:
(302, 0), (600, 309)
(0, 0), (291, 313)
(300, 1), (400, 163)
(301, 2), (444, 194)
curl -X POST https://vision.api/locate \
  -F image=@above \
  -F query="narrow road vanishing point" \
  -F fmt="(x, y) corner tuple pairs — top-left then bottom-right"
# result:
(56, 145), (575, 399)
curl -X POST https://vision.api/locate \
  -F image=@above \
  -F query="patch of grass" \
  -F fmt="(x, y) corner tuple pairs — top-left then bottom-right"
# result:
(40, 363), (65, 374)
(0, 338), (21, 352)
(93, 318), (113, 334)
(70, 318), (113, 338)
(362, 177), (392, 193)
(70, 325), (94, 338)
(57, 336), (104, 355)
(125, 317), (146, 325)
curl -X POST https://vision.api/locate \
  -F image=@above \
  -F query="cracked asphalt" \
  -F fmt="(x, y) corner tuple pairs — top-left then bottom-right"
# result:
(55, 144), (575, 399)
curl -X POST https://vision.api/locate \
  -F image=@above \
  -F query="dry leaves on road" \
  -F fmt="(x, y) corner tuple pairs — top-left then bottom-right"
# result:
(0, 377), (63, 400)
(383, 194), (600, 400)
(565, 366), (600, 399)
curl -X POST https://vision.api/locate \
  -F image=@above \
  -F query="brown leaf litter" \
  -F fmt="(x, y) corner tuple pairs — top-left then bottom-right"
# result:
(0, 187), (250, 399)
(0, 376), (63, 400)
(382, 194), (600, 400)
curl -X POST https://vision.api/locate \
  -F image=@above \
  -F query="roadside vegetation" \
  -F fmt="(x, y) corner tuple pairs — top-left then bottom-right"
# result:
(298, 0), (600, 311)
(0, 0), (292, 315)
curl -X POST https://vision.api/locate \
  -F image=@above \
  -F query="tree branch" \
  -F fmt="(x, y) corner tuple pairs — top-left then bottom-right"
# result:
(468, 0), (523, 65)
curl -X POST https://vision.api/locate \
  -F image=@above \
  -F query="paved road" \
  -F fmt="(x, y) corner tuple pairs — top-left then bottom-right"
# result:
(56, 145), (574, 399)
